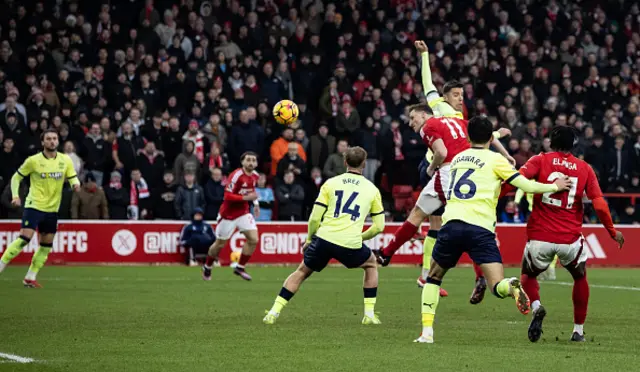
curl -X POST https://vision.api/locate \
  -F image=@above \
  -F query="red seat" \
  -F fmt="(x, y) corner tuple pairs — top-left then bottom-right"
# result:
(392, 185), (414, 214)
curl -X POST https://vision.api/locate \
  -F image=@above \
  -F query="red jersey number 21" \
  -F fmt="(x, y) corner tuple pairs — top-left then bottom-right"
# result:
(542, 171), (579, 209)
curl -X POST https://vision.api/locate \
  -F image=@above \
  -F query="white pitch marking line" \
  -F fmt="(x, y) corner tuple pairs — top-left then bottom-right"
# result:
(544, 281), (640, 292)
(0, 352), (35, 363)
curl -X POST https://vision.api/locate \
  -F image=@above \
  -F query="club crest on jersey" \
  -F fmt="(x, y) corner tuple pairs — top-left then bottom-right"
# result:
(59, 162), (65, 169)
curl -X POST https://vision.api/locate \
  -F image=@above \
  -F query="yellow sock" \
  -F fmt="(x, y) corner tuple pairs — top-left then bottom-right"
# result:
(25, 245), (51, 280)
(1, 236), (29, 265)
(271, 296), (288, 314)
(551, 255), (558, 268)
(422, 313), (435, 327)
(364, 298), (376, 318)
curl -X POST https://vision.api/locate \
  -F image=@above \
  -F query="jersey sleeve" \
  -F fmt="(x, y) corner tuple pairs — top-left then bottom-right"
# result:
(370, 188), (384, 216)
(422, 119), (442, 147)
(584, 165), (603, 200)
(16, 156), (33, 177)
(519, 154), (542, 179)
(65, 156), (77, 179)
(314, 182), (330, 208)
(493, 155), (520, 183)
(223, 170), (245, 201)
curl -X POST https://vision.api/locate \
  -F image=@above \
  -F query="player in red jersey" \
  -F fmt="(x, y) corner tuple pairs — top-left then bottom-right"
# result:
(502, 126), (625, 342)
(202, 152), (260, 281)
(375, 104), (511, 302)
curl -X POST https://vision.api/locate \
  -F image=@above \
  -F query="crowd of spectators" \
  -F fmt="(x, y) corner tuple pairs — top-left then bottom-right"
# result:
(0, 0), (638, 224)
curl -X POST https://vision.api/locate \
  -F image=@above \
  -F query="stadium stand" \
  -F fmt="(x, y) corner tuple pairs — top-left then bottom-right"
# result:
(0, 0), (637, 223)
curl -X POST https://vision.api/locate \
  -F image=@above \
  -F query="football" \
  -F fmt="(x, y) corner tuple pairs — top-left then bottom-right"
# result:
(273, 99), (299, 125)
(230, 251), (241, 263)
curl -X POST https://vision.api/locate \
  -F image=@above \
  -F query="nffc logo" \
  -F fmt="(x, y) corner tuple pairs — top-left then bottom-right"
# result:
(143, 232), (181, 254)
(260, 233), (307, 254)
(584, 234), (606, 259)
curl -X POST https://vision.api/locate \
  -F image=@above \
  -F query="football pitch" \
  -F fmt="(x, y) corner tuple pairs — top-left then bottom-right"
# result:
(1, 266), (639, 372)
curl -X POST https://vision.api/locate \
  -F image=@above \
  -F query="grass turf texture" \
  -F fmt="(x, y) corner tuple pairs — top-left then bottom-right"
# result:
(1, 266), (639, 372)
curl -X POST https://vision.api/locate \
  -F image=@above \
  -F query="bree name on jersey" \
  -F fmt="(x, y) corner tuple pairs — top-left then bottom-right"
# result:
(342, 177), (360, 186)
(552, 157), (577, 170)
(452, 155), (486, 169)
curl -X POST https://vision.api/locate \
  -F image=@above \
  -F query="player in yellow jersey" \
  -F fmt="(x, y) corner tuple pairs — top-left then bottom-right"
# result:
(413, 40), (515, 303)
(0, 129), (81, 287)
(415, 116), (572, 343)
(264, 147), (385, 325)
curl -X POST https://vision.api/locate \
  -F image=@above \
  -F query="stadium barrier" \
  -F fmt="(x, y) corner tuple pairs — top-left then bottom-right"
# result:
(0, 221), (637, 266)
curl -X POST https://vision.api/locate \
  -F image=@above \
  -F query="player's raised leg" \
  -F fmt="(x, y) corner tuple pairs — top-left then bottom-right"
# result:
(469, 262), (487, 304)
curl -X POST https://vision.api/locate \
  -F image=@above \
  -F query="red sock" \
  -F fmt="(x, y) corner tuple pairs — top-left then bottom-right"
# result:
(382, 221), (419, 256)
(573, 276), (589, 324)
(473, 263), (484, 280)
(238, 254), (251, 267)
(205, 255), (216, 267)
(520, 274), (540, 303)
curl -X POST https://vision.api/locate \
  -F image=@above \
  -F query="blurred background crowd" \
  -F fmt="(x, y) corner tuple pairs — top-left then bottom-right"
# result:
(0, 0), (638, 224)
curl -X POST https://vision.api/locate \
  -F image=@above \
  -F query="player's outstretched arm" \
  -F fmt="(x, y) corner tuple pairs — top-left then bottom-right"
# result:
(490, 129), (516, 166)
(416, 40), (438, 100)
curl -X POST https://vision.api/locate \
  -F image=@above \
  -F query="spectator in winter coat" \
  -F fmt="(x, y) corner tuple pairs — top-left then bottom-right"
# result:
(270, 127), (307, 176)
(105, 171), (129, 220)
(275, 171), (305, 221)
(0, 138), (21, 186)
(71, 173), (109, 219)
(63, 140), (84, 178)
(153, 170), (178, 220)
(227, 110), (265, 167)
(112, 121), (145, 184)
(82, 123), (110, 186)
(259, 62), (286, 107)
(137, 141), (166, 190)
(204, 167), (225, 220)
(163, 117), (183, 167)
(174, 140), (201, 185)
(277, 142), (307, 181)
(354, 118), (382, 182)
(513, 138), (535, 169)
(175, 172), (205, 220)
(335, 96), (361, 140)
(308, 123), (336, 170)
(254, 173), (274, 221)
(323, 139), (348, 178)
(179, 207), (216, 266)
(1, 181), (28, 219)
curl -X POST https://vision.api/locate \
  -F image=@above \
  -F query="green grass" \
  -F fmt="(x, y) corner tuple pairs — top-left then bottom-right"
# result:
(1, 266), (639, 372)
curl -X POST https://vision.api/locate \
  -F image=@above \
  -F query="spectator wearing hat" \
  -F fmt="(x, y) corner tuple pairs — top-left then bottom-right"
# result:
(153, 170), (178, 220)
(175, 171), (205, 221)
(71, 173), (109, 220)
(179, 207), (215, 266)
(336, 94), (361, 140)
(0, 91), (27, 126)
(105, 171), (129, 220)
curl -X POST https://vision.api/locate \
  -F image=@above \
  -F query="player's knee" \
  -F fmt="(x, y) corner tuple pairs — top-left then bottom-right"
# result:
(409, 207), (428, 223)
(17, 235), (31, 246)
(567, 262), (586, 280)
(426, 276), (443, 285)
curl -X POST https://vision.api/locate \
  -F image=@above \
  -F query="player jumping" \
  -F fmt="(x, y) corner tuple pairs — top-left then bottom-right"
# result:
(375, 102), (510, 302)
(263, 147), (385, 325)
(416, 116), (571, 343)
(501, 126), (625, 342)
(382, 40), (515, 304)
(202, 152), (260, 281)
(0, 129), (81, 287)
